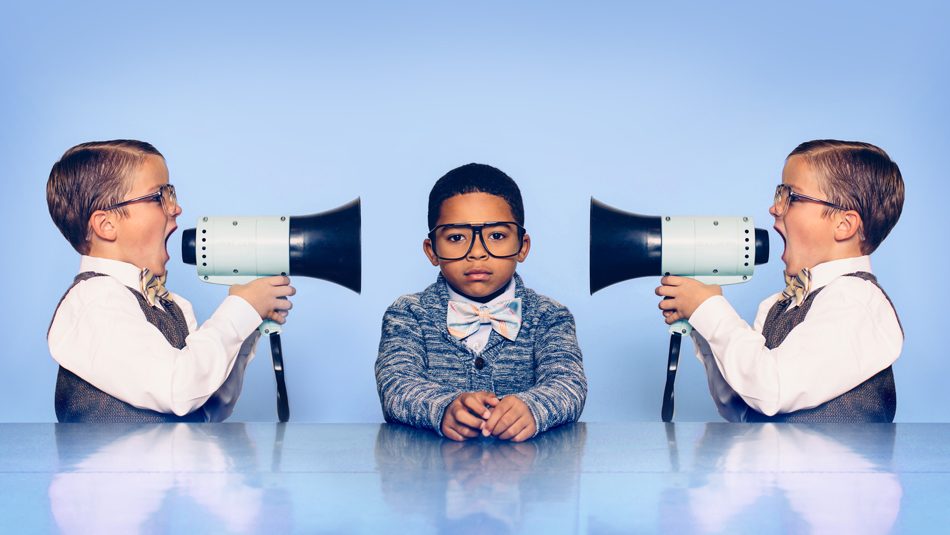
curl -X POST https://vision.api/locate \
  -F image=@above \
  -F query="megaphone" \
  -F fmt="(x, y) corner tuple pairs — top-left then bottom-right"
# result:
(591, 198), (769, 295)
(181, 198), (361, 422)
(589, 198), (769, 421)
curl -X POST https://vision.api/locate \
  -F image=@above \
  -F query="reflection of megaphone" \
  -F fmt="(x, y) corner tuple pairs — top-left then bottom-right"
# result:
(589, 198), (769, 422)
(181, 198), (361, 422)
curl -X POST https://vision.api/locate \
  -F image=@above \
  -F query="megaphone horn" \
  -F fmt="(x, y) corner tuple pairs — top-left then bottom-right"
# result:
(181, 198), (361, 293)
(590, 198), (662, 294)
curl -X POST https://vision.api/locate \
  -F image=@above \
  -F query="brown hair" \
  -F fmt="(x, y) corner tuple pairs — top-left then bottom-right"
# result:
(788, 140), (904, 255)
(46, 140), (164, 254)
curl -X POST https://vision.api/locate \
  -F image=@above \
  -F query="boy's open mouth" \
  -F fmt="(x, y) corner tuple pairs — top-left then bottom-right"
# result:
(164, 225), (177, 251)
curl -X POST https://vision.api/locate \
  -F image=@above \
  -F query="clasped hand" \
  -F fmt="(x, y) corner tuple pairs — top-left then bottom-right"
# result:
(441, 391), (536, 442)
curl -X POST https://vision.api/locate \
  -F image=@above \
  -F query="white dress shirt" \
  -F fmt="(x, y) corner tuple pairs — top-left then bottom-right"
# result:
(446, 278), (516, 354)
(47, 256), (263, 421)
(689, 256), (903, 420)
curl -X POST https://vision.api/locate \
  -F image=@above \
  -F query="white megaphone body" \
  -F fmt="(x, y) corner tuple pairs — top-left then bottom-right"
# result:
(180, 198), (361, 422)
(590, 198), (769, 333)
(590, 198), (769, 422)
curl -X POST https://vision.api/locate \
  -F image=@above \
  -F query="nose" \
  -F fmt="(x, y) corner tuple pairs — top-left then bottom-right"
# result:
(769, 203), (780, 218)
(467, 232), (489, 260)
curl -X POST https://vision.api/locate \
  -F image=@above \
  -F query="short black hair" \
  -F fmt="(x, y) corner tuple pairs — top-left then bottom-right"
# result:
(427, 163), (525, 230)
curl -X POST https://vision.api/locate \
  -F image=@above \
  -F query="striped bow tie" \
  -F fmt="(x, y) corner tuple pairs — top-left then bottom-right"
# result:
(140, 268), (172, 307)
(781, 267), (812, 307)
(447, 298), (523, 342)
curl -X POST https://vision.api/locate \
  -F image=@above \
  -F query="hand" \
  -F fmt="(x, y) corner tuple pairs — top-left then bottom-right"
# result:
(481, 395), (536, 442)
(441, 391), (499, 441)
(229, 276), (296, 323)
(655, 275), (722, 324)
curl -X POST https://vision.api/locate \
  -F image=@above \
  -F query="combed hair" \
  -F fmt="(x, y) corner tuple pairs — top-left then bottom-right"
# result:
(788, 140), (904, 254)
(46, 140), (163, 254)
(427, 163), (525, 230)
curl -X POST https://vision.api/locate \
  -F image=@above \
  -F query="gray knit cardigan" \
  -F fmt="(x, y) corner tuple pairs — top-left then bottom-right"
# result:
(375, 273), (587, 437)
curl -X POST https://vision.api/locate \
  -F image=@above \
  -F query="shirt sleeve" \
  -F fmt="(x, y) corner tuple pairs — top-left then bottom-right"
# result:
(375, 298), (462, 434)
(689, 279), (902, 416)
(513, 305), (588, 435)
(48, 277), (263, 416)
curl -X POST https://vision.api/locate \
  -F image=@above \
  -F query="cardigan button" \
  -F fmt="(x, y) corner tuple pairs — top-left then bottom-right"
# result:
(474, 357), (485, 370)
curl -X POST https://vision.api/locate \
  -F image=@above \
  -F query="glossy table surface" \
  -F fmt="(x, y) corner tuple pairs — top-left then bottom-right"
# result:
(1, 422), (947, 533)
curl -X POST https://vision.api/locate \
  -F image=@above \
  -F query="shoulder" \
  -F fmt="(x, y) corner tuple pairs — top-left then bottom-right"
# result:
(61, 274), (137, 310)
(385, 291), (426, 315)
(521, 285), (574, 324)
(815, 274), (901, 332)
(382, 287), (438, 331)
(820, 273), (891, 307)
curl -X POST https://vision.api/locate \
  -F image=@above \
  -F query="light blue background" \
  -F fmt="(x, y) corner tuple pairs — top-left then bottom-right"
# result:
(2, 1), (946, 422)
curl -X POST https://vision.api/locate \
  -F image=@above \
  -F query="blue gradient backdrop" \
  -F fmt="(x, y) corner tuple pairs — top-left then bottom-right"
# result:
(2, 2), (947, 422)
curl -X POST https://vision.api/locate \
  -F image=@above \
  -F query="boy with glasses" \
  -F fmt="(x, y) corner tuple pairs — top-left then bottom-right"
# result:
(47, 140), (295, 422)
(376, 163), (587, 441)
(656, 140), (904, 422)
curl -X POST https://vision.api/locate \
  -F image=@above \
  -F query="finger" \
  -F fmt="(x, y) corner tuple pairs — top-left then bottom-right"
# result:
(453, 423), (480, 438)
(482, 401), (514, 436)
(272, 298), (293, 311)
(452, 404), (489, 430)
(267, 311), (287, 324)
(660, 275), (686, 286)
(443, 426), (465, 442)
(474, 391), (501, 407)
(498, 415), (530, 441)
(658, 298), (677, 311)
(276, 285), (296, 297)
(461, 395), (492, 419)
(492, 408), (522, 438)
(511, 425), (535, 443)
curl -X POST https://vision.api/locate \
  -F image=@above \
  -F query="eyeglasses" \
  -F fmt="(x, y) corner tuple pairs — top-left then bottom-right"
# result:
(428, 222), (526, 260)
(104, 184), (178, 217)
(772, 184), (847, 217)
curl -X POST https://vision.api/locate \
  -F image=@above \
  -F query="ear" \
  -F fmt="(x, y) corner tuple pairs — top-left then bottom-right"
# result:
(833, 210), (863, 242)
(88, 210), (118, 243)
(516, 233), (531, 262)
(422, 238), (440, 266)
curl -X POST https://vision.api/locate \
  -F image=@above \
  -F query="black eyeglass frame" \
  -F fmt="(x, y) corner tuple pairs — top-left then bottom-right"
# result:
(427, 221), (527, 261)
(104, 184), (177, 216)
(773, 183), (848, 217)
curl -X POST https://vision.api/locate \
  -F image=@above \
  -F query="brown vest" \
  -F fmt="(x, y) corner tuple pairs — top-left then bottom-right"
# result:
(51, 272), (206, 422)
(745, 272), (901, 423)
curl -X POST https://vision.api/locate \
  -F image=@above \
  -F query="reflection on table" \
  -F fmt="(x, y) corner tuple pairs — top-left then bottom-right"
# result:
(0, 422), (945, 533)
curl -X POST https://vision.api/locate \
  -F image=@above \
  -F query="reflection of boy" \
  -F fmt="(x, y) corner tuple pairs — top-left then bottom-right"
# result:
(657, 140), (904, 421)
(376, 164), (587, 441)
(47, 140), (294, 422)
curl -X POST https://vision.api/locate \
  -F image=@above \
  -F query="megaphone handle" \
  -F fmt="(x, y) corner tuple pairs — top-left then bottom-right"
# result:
(269, 332), (290, 423)
(669, 319), (692, 336)
(260, 320), (282, 335)
(661, 333), (682, 423)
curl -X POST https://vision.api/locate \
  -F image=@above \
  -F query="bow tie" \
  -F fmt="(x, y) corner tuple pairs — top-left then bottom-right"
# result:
(447, 298), (523, 342)
(781, 267), (812, 307)
(140, 268), (172, 308)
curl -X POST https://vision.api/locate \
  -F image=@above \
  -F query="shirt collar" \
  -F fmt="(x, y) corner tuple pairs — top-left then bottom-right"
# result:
(446, 277), (516, 307)
(807, 255), (872, 293)
(79, 256), (147, 291)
